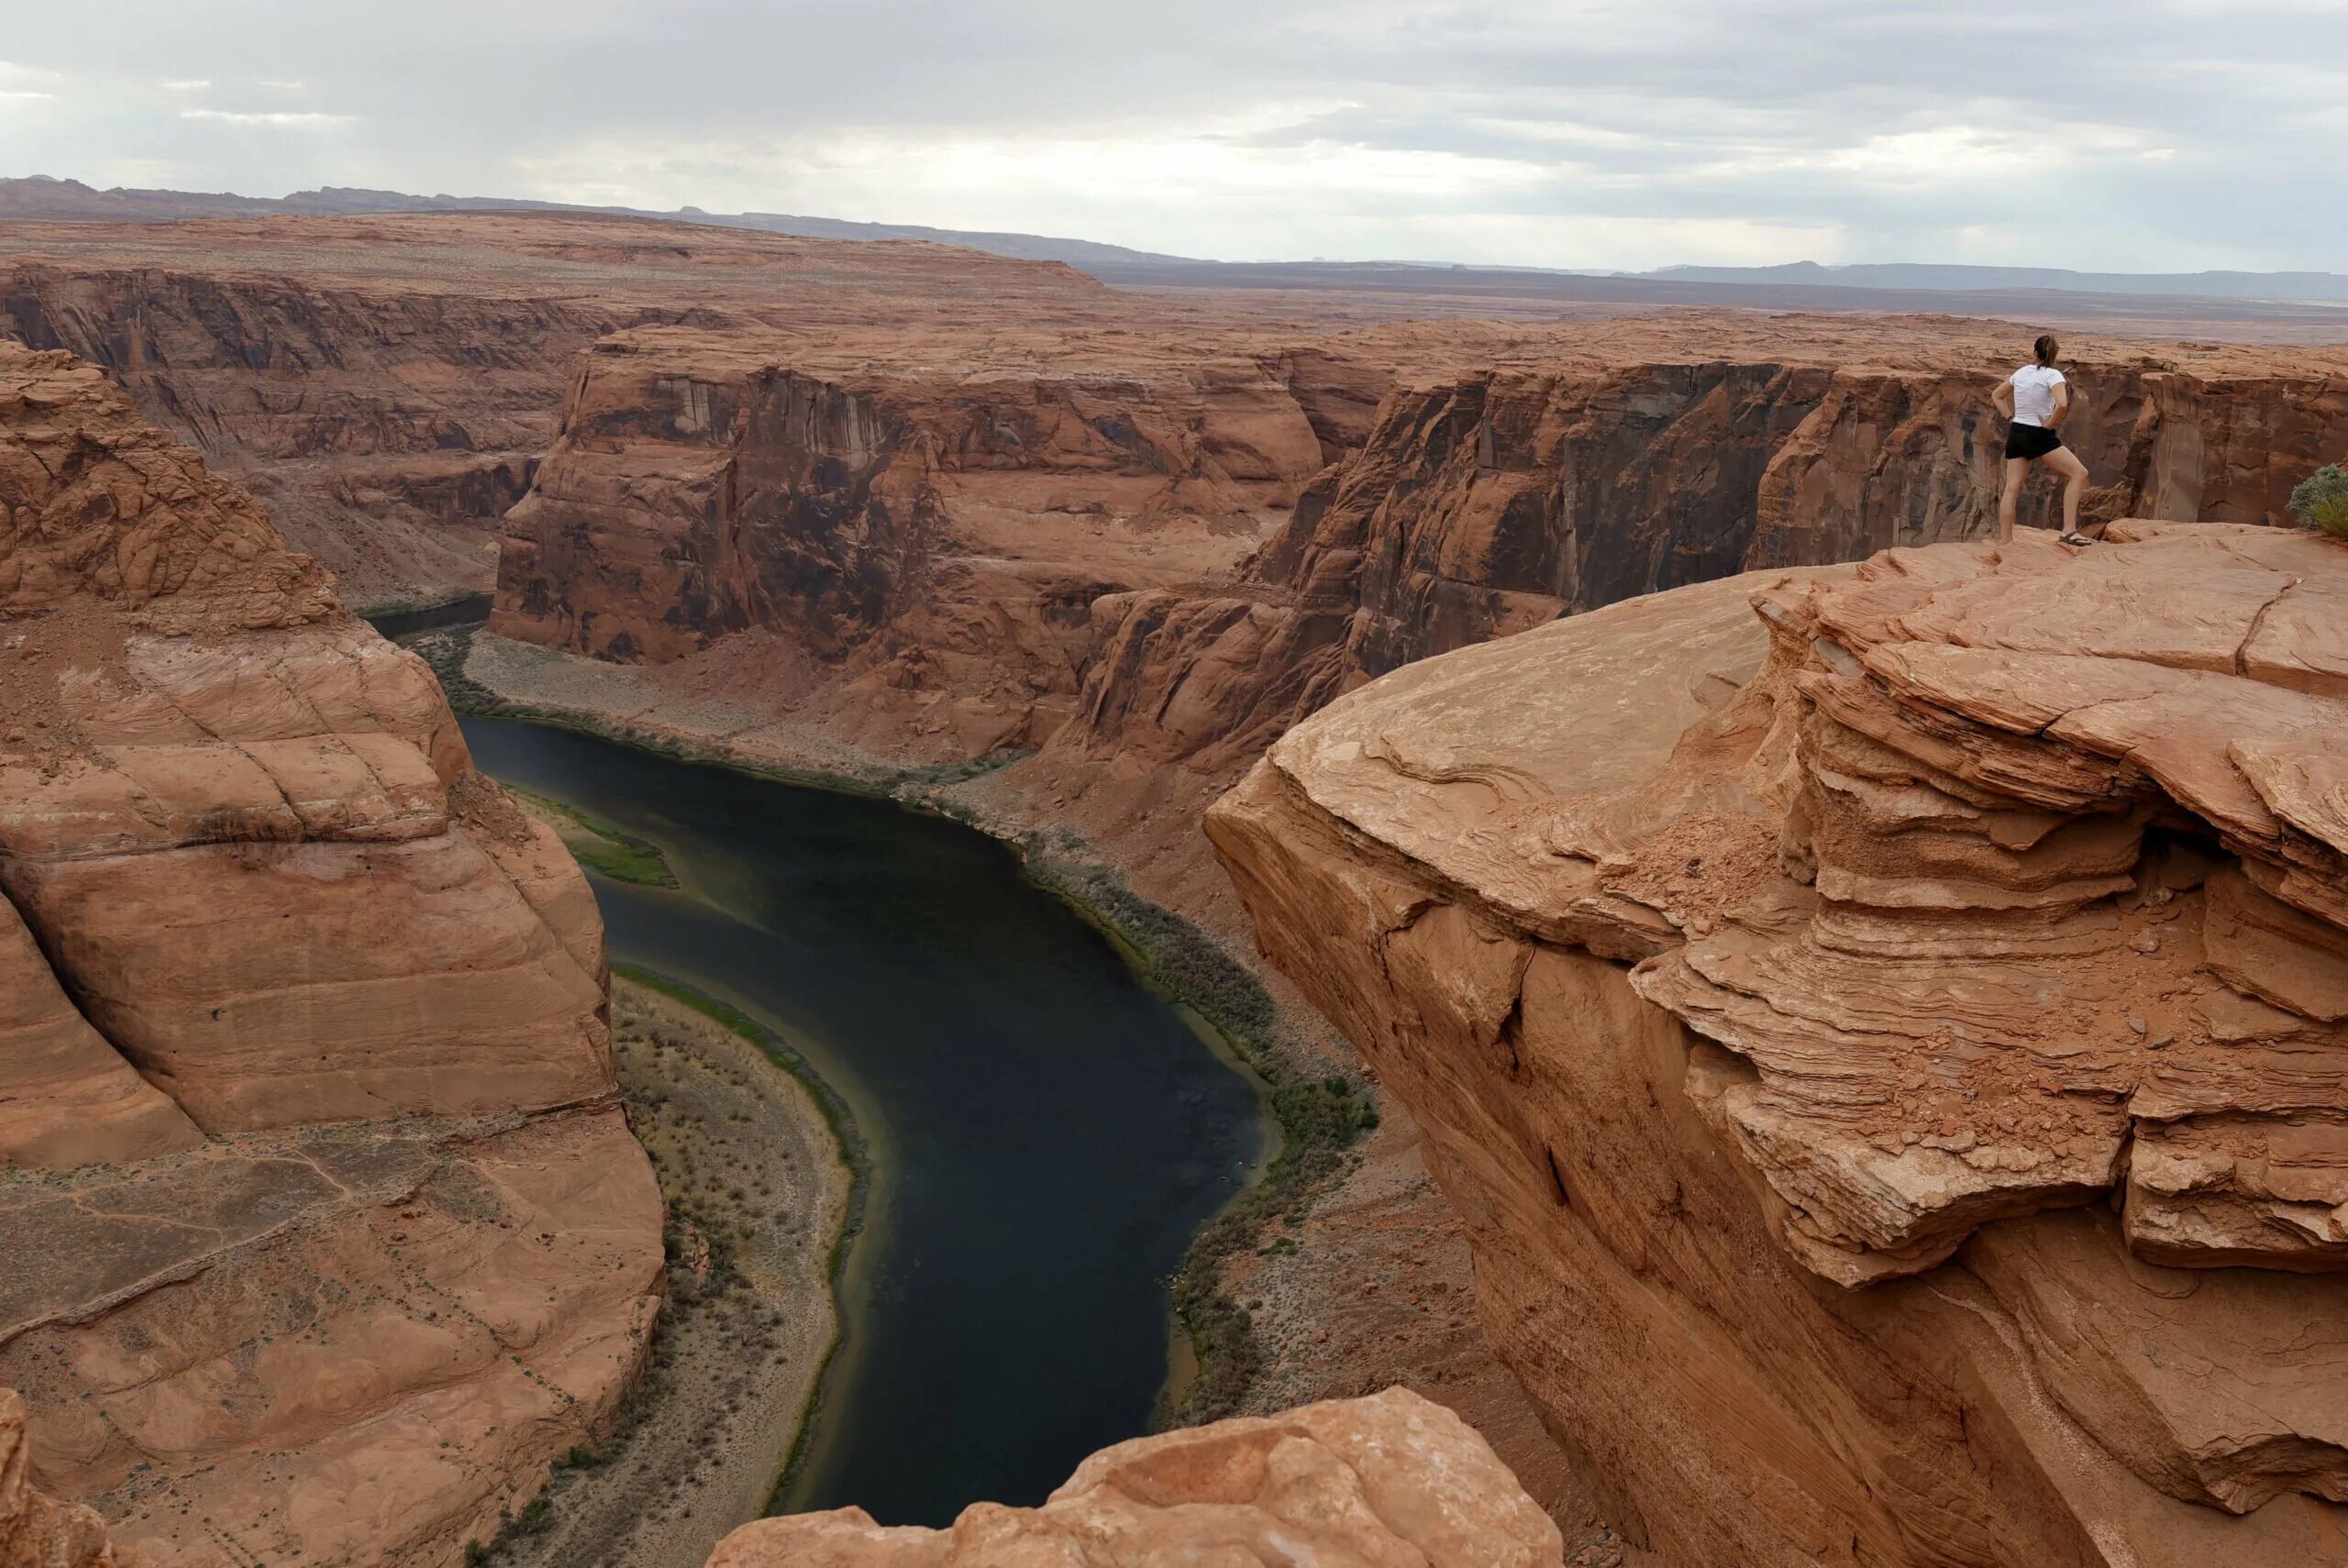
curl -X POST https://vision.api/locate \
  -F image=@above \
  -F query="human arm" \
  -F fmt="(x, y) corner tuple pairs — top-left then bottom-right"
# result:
(1992, 376), (2014, 420)
(2046, 378), (2070, 430)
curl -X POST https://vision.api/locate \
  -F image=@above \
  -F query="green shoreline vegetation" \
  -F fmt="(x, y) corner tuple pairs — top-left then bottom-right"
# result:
(508, 784), (679, 887)
(1001, 841), (1377, 1425)
(415, 622), (1376, 1430)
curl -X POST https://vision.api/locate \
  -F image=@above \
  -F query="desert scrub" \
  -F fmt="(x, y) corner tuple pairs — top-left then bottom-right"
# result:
(403, 624), (506, 712)
(2289, 464), (2348, 540)
(614, 966), (870, 1515)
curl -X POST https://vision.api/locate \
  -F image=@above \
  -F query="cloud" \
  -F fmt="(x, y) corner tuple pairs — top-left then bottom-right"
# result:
(5, 1), (2344, 269)
(178, 109), (356, 127)
(160, 79), (211, 91)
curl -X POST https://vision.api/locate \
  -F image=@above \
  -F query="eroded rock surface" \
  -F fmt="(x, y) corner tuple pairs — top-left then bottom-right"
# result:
(0, 344), (663, 1566)
(704, 1388), (1561, 1568)
(1208, 525), (2348, 1564)
(1, 1390), (130, 1568)
(482, 305), (2348, 804)
(467, 304), (2348, 1546)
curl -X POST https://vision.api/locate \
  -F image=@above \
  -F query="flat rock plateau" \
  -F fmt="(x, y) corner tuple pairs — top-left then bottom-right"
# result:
(9, 206), (2348, 1565)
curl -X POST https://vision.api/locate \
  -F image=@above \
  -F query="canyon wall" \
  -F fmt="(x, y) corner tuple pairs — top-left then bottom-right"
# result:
(703, 1387), (1563, 1568)
(474, 315), (2348, 1548)
(489, 326), (1370, 757)
(1205, 525), (2348, 1564)
(0, 262), (610, 608)
(0, 345), (664, 1566)
(0, 212), (1127, 613)
(1055, 354), (2348, 778)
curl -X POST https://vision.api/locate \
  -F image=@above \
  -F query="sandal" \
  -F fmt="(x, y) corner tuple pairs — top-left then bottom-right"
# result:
(2057, 531), (2094, 547)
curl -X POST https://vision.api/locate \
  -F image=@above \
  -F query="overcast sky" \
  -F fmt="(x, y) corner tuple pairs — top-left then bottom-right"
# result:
(4, 2), (2342, 271)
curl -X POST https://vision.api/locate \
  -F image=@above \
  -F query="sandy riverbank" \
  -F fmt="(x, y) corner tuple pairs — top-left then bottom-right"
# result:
(488, 975), (853, 1568)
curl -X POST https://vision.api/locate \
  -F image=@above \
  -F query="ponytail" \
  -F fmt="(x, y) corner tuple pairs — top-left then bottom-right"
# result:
(2033, 334), (2060, 367)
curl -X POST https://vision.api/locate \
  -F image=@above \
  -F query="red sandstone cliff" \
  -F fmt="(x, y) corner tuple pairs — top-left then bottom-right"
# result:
(0, 345), (664, 1566)
(27, 219), (2344, 1557)
(0, 261), (604, 609)
(487, 323), (1403, 757)
(1206, 524), (2348, 1564)
(0, 214), (1121, 610)
(483, 315), (2348, 792)
(469, 313), (2348, 1545)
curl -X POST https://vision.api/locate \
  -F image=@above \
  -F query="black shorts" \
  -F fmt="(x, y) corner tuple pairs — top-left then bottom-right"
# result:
(2004, 424), (2063, 460)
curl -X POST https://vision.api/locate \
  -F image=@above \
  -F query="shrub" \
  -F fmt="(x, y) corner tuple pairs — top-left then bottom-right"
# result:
(2288, 464), (2348, 540)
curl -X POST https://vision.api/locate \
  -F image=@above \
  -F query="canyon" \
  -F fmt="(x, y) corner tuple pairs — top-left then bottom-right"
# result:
(9, 205), (2348, 1565)
(0, 214), (1119, 612)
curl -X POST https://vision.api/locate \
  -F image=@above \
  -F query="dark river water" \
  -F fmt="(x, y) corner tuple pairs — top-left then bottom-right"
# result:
(360, 591), (494, 640)
(457, 716), (1267, 1527)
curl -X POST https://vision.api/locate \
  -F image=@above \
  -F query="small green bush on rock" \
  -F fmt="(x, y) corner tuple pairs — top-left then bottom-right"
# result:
(2289, 464), (2348, 540)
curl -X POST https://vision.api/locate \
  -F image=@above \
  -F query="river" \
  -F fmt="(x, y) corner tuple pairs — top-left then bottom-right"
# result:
(457, 715), (1268, 1528)
(360, 591), (496, 640)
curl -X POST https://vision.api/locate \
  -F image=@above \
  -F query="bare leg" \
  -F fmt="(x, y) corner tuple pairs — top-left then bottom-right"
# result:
(1998, 457), (2028, 542)
(2043, 446), (2090, 537)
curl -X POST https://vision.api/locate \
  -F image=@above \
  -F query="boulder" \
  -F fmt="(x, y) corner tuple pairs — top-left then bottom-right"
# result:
(704, 1388), (1562, 1568)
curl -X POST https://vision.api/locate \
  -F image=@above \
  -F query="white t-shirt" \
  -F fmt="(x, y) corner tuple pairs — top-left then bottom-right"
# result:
(2010, 364), (2066, 427)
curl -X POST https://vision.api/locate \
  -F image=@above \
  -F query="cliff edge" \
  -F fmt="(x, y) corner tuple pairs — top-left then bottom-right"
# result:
(704, 1388), (1562, 1567)
(1208, 523), (2348, 1563)
(0, 345), (663, 1567)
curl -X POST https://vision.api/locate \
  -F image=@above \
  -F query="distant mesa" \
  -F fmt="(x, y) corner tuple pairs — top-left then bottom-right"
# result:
(1646, 257), (2348, 302)
(0, 174), (1190, 269)
(6, 173), (2348, 311)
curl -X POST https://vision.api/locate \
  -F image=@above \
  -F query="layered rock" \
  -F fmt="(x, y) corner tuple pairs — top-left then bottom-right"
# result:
(703, 1387), (1562, 1568)
(489, 326), (1359, 756)
(1207, 524), (2348, 1563)
(0, 262), (607, 610)
(470, 306), (2348, 1546)
(0, 343), (663, 1565)
(0, 212), (1119, 610)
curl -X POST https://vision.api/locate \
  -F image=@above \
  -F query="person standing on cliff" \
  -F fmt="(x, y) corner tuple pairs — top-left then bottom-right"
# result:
(1992, 335), (2093, 546)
